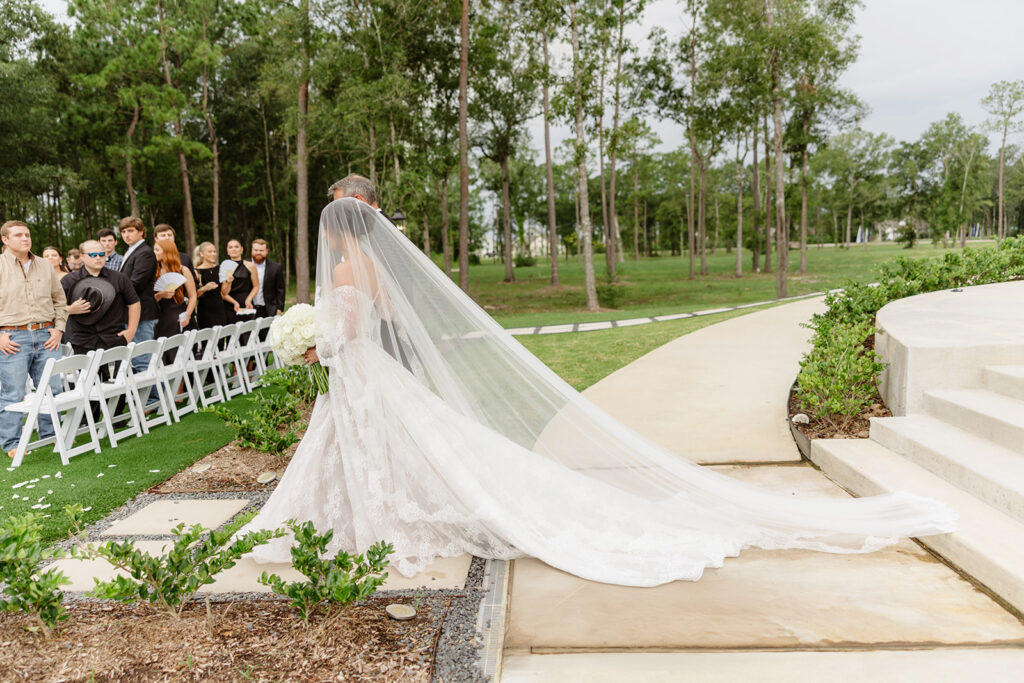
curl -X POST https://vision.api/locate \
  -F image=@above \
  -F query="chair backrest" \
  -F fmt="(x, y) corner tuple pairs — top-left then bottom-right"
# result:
(237, 319), (260, 352)
(50, 351), (102, 393)
(129, 338), (165, 373)
(94, 344), (133, 385)
(214, 324), (238, 354)
(189, 327), (216, 361)
(161, 332), (193, 371)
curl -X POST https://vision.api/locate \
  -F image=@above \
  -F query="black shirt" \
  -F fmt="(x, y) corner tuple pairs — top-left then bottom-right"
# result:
(61, 267), (140, 348)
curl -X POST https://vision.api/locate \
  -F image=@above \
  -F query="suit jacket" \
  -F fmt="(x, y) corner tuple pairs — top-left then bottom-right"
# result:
(260, 259), (286, 314)
(178, 249), (193, 272)
(120, 241), (158, 321)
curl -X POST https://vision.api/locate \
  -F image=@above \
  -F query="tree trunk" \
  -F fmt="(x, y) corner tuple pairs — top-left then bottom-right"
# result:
(570, 1), (599, 310)
(751, 123), (760, 272)
(768, 0), (787, 298)
(633, 152), (640, 263)
(201, 18), (217, 258)
(422, 209), (430, 257)
(440, 176), (452, 277)
(541, 30), (559, 286)
(999, 120), (1007, 239)
(799, 136), (808, 274)
(736, 137), (744, 277)
(457, 0), (471, 293)
(157, 0), (195, 251)
(698, 156), (707, 275)
(762, 118), (772, 273)
(294, 0), (311, 303)
(125, 104), (140, 218)
(846, 201), (853, 247)
(260, 100), (277, 259)
(597, 44), (613, 278)
(686, 11), (697, 280)
(500, 157), (515, 282)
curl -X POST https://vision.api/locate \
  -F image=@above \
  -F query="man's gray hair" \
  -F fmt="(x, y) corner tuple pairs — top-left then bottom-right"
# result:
(327, 174), (378, 205)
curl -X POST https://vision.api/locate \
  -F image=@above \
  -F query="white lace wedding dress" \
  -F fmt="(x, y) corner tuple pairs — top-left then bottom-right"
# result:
(245, 276), (956, 586)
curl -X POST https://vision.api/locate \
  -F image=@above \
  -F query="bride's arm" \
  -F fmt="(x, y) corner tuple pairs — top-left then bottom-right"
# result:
(312, 263), (362, 364)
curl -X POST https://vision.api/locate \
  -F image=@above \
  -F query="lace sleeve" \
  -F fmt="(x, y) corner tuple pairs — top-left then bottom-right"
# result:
(315, 286), (363, 362)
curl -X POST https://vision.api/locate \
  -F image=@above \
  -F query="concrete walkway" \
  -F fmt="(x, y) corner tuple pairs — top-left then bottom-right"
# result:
(502, 297), (1024, 681)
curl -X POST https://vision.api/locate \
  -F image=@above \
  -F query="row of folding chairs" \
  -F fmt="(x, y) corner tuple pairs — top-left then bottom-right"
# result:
(6, 316), (281, 467)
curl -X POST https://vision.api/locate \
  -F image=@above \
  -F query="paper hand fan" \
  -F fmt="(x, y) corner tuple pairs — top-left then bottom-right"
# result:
(154, 272), (186, 293)
(237, 308), (257, 316)
(219, 259), (238, 281)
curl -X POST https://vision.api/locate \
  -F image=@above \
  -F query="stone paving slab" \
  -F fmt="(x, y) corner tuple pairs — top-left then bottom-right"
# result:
(100, 499), (250, 536)
(504, 465), (1024, 653)
(501, 649), (1024, 682)
(52, 540), (173, 591)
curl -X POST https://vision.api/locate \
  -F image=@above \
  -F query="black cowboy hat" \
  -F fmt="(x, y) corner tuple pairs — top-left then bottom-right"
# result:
(68, 275), (117, 326)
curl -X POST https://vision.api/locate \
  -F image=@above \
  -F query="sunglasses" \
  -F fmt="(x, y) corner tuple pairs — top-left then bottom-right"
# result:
(85, 252), (106, 258)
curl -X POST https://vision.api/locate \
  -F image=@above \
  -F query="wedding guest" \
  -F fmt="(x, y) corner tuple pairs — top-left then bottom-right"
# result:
(117, 216), (158, 374)
(250, 239), (285, 317)
(66, 248), (84, 271)
(153, 224), (193, 271)
(221, 238), (258, 324)
(0, 220), (68, 458)
(97, 228), (123, 271)
(61, 240), (139, 354)
(192, 241), (226, 329)
(153, 239), (197, 338)
(41, 246), (70, 278)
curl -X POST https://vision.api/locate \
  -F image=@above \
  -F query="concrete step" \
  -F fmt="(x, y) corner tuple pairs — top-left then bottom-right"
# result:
(984, 365), (1024, 401)
(871, 415), (1024, 524)
(924, 389), (1024, 455)
(811, 437), (1024, 614)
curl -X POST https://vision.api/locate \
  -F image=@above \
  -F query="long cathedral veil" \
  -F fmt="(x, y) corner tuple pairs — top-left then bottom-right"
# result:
(313, 198), (955, 580)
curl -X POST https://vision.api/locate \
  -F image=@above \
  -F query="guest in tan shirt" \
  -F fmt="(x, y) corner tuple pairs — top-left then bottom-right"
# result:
(0, 220), (69, 458)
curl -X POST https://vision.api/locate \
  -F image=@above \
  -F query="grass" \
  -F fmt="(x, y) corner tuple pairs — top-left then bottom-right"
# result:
(289, 241), (995, 328)
(0, 392), (261, 543)
(518, 303), (778, 392)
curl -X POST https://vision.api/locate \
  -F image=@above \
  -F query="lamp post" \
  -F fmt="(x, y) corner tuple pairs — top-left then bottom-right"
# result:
(390, 209), (407, 233)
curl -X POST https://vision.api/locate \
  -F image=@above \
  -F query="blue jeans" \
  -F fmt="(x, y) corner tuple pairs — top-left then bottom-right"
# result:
(0, 329), (62, 451)
(131, 318), (158, 403)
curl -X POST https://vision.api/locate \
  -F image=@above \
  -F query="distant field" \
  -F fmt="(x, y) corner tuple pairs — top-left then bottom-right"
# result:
(286, 240), (995, 328)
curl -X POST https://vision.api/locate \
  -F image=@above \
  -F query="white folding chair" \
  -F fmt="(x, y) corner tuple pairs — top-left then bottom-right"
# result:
(159, 331), (198, 422)
(7, 351), (103, 467)
(235, 319), (263, 387)
(89, 345), (144, 448)
(187, 327), (226, 407)
(213, 324), (248, 398)
(128, 339), (173, 432)
(253, 316), (280, 375)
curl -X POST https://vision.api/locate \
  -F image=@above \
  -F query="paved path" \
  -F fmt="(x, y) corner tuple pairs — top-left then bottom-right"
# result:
(505, 291), (831, 336)
(501, 296), (1024, 682)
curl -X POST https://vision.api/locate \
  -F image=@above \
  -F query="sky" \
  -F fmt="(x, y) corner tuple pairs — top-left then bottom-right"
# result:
(38, 0), (1024, 155)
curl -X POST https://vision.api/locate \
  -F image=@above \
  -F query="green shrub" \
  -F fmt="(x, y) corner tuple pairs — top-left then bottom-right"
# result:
(0, 512), (70, 636)
(514, 254), (536, 268)
(259, 521), (393, 620)
(206, 390), (305, 454)
(596, 282), (622, 309)
(795, 322), (885, 430)
(83, 511), (284, 619)
(259, 366), (318, 405)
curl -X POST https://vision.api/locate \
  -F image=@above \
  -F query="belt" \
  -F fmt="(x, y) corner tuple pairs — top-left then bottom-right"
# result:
(0, 322), (54, 332)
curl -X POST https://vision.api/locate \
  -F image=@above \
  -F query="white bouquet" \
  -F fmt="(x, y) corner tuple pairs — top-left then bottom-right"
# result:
(269, 304), (329, 393)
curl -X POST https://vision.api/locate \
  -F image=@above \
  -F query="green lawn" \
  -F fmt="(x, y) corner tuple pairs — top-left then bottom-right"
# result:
(518, 303), (779, 392)
(1, 393), (261, 543)
(289, 241), (994, 328)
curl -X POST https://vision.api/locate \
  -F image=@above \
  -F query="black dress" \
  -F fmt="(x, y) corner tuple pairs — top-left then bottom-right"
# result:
(195, 267), (227, 329)
(224, 259), (253, 325)
(155, 286), (189, 339)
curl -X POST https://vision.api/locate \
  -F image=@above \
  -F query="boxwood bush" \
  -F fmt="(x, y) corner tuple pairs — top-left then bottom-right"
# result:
(796, 237), (1024, 427)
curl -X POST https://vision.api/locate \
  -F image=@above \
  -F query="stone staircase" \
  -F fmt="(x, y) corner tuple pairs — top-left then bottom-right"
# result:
(811, 363), (1024, 614)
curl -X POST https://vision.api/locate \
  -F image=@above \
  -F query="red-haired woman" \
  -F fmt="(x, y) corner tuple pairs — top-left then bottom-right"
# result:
(153, 239), (198, 338)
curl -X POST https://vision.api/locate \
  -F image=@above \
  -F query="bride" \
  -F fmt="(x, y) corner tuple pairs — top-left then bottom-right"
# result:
(245, 198), (955, 587)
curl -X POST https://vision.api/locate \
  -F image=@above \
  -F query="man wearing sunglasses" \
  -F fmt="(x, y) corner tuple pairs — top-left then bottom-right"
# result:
(61, 240), (140, 355)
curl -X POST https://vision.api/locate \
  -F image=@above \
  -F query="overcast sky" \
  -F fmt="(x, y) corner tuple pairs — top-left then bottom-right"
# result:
(40, 0), (1024, 155)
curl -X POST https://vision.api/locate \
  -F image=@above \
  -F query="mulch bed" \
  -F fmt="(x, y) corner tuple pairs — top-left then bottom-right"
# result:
(0, 598), (449, 682)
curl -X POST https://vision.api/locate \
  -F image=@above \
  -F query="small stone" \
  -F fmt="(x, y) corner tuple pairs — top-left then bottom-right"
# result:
(192, 463), (212, 474)
(385, 604), (417, 621)
(256, 471), (277, 484)
(792, 413), (810, 425)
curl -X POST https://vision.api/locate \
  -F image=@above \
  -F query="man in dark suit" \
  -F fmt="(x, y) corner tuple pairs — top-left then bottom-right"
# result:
(250, 238), (285, 318)
(154, 224), (193, 271)
(117, 216), (158, 375)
